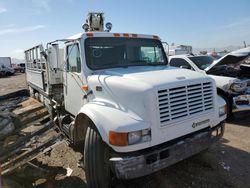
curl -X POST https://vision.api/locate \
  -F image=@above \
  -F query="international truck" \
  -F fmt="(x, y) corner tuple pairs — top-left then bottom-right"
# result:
(24, 12), (227, 188)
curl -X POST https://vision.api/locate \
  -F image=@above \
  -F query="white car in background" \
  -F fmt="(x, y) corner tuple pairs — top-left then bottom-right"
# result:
(0, 64), (15, 76)
(168, 47), (250, 117)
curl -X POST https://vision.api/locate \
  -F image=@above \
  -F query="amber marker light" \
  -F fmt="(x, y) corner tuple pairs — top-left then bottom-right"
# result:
(113, 33), (120, 37)
(109, 131), (128, 146)
(86, 32), (93, 37)
(82, 85), (88, 91)
(123, 33), (129, 37)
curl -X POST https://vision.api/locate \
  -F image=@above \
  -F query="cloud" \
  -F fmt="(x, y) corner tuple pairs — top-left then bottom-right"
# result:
(219, 17), (250, 29)
(0, 24), (16, 29)
(0, 7), (7, 13)
(0, 25), (47, 36)
(12, 49), (25, 54)
(31, 0), (50, 11)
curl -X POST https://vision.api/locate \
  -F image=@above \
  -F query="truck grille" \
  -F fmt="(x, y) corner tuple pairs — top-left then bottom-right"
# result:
(158, 82), (214, 126)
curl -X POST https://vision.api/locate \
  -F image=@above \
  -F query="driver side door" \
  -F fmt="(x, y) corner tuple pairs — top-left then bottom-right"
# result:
(64, 43), (85, 116)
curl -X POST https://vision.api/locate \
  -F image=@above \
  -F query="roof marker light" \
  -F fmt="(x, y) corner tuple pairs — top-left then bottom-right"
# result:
(86, 32), (93, 37)
(123, 33), (129, 37)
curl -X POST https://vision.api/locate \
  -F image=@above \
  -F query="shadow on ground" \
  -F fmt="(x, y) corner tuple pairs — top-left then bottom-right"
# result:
(3, 160), (87, 188)
(227, 110), (250, 127)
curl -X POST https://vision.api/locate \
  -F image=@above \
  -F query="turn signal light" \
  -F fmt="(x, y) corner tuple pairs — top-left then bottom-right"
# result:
(109, 131), (128, 146)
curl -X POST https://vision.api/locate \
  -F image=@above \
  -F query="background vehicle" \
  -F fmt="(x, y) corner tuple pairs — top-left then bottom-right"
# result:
(0, 57), (15, 76)
(24, 12), (227, 188)
(13, 63), (25, 73)
(169, 49), (250, 117)
(168, 44), (192, 56)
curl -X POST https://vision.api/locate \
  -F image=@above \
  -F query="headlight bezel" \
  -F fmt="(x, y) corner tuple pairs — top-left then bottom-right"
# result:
(219, 104), (227, 117)
(128, 128), (151, 145)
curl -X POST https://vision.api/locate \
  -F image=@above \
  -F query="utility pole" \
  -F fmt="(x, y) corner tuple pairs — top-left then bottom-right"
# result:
(243, 41), (247, 48)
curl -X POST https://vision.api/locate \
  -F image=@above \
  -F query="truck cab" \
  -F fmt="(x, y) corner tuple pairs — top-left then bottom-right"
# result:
(25, 12), (227, 188)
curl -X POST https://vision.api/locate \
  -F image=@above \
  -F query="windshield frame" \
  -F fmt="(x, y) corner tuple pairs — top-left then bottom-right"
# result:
(84, 37), (168, 70)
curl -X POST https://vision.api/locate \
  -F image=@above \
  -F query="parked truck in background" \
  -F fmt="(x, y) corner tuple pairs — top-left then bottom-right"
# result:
(168, 49), (250, 118)
(0, 57), (15, 76)
(24, 12), (227, 188)
(167, 44), (193, 56)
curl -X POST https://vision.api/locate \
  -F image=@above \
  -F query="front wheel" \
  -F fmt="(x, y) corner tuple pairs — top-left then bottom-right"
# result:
(84, 125), (112, 188)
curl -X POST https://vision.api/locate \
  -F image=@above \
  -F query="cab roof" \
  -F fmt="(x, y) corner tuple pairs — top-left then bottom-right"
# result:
(67, 32), (160, 40)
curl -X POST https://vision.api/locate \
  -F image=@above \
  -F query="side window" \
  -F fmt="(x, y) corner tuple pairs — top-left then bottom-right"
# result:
(169, 58), (191, 69)
(140, 46), (164, 63)
(67, 44), (81, 73)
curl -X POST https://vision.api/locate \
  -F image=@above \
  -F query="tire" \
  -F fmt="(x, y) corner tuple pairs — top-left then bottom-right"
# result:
(84, 125), (112, 188)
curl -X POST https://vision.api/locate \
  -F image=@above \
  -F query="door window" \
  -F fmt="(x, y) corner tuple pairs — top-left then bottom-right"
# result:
(67, 44), (81, 73)
(169, 58), (192, 69)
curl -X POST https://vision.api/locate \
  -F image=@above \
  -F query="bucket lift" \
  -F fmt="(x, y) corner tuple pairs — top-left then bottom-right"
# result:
(82, 12), (112, 32)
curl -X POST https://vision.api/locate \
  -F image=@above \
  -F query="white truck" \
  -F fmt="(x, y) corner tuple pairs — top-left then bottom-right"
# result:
(0, 57), (15, 76)
(168, 50), (250, 117)
(25, 12), (227, 188)
(167, 44), (193, 56)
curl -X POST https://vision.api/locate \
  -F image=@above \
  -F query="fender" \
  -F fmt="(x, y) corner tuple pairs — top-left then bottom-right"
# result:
(73, 102), (150, 148)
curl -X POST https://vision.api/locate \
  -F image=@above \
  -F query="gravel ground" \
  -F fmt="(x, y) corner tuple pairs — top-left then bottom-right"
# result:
(1, 74), (250, 188)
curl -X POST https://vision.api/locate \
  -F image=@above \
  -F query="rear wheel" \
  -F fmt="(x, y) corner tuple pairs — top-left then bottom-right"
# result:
(84, 124), (112, 188)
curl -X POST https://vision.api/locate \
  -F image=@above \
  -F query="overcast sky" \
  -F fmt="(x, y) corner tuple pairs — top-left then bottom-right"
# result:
(0, 0), (250, 59)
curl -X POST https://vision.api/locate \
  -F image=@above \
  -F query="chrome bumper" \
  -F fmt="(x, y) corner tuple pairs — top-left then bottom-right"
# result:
(110, 123), (224, 179)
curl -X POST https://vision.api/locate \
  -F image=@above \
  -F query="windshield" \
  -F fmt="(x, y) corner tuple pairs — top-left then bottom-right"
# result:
(85, 37), (167, 70)
(189, 56), (214, 70)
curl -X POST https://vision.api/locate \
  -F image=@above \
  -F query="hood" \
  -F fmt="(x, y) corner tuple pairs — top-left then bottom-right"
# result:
(88, 66), (212, 120)
(205, 47), (250, 72)
(97, 66), (210, 87)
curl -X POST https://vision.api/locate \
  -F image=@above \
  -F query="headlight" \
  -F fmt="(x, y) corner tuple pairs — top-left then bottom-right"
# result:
(219, 104), (227, 117)
(128, 128), (151, 145)
(230, 81), (247, 93)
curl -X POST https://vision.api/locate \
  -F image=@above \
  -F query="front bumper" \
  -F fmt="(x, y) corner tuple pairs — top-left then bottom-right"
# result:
(110, 122), (224, 179)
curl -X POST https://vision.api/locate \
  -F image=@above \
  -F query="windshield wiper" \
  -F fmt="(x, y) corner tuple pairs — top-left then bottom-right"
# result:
(130, 60), (147, 63)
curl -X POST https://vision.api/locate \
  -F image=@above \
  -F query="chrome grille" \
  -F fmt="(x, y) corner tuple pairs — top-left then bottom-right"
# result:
(158, 82), (214, 126)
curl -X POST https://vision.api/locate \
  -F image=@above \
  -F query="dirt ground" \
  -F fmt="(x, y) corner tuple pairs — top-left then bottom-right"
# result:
(0, 73), (27, 96)
(1, 74), (250, 188)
